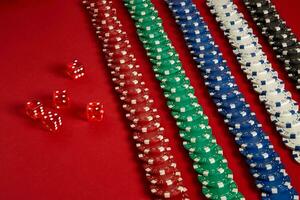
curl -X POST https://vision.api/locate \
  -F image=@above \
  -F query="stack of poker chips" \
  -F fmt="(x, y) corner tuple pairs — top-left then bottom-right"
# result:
(82, 1), (190, 199)
(206, 0), (300, 164)
(123, 0), (245, 199)
(242, 0), (300, 89)
(164, 0), (298, 199)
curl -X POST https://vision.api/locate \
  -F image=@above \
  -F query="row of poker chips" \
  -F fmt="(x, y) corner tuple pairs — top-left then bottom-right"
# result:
(82, 0), (190, 199)
(206, 0), (300, 164)
(123, 0), (244, 199)
(164, 0), (298, 199)
(242, 0), (300, 89)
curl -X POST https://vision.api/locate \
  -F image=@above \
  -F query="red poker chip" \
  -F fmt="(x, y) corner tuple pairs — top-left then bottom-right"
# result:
(120, 93), (149, 105)
(146, 170), (183, 187)
(107, 62), (139, 72)
(123, 99), (154, 114)
(126, 108), (159, 124)
(103, 33), (128, 45)
(115, 85), (148, 97)
(106, 49), (132, 59)
(149, 182), (187, 199)
(112, 77), (144, 87)
(136, 138), (170, 154)
(110, 70), (141, 80)
(107, 53), (135, 65)
(130, 117), (160, 132)
(133, 127), (164, 144)
(103, 39), (130, 51)
(138, 151), (173, 165)
(143, 158), (177, 175)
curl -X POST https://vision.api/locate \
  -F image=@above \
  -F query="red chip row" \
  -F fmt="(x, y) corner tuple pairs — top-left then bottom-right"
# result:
(82, 0), (189, 199)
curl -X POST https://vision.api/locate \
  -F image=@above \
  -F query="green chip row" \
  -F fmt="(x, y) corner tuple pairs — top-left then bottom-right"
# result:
(123, 0), (244, 199)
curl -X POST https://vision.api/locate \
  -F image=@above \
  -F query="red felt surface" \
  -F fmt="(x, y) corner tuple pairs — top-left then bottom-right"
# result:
(0, 0), (300, 199)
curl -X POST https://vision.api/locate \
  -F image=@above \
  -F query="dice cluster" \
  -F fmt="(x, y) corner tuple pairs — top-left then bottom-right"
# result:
(26, 61), (104, 132)
(123, 0), (244, 199)
(82, 0), (189, 199)
(165, 0), (298, 199)
(206, 0), (300, 165)
(242, 0), (300, 90)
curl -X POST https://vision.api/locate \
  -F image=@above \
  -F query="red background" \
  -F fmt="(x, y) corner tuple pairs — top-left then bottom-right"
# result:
(1, 0), (300, 199)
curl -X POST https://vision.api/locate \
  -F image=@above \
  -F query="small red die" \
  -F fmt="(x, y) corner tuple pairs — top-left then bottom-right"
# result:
(25, 100), (45, 120)
(86, 102), (104, 122)
(41, 111), (62, 132)
(66, 59), (85, 79)
(53, 89), (70, 109)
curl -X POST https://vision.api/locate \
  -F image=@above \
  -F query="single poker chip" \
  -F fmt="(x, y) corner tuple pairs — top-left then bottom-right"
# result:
(172, 105), (203, 122)
(164, 88), (196, 103)
(188, 144), (223, 161)
(197, 166), (233, 184)
(149, 183), (187, 199)
(138, 151), (173, 165)
(126, 108), (160, 124)
(202, 184), (240, 200)
(183, 138), (218, 155)
(130, 117), (161, 133)
(122, 99), (154, 114)
(136, 138), (170, 155)
(236, 135), (271, 150)
(115, 85), (149, 97)
(143, 158), (177, 175)
(179, 127), (212, 142)
(261, 188), (299, 200)
(110, 69), (141, 79)
(133, 127), (165, 145)
(256, 176), (292, 194)
(146, 170), (182, 186)
(120, 93), (150, 105)
(112, 77), (144, 87)
(176, 115), (209, 132)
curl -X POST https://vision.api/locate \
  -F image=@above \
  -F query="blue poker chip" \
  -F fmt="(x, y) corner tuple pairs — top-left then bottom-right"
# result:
(203, 70), (233, 82)
(236, 135), (271, 150)
(241, 147), (277, 162)
(190, 43), (219, 55)
(226, 113), (259, 128)
(256, 175), (292, 194)
(199, 62), (229, 74)
(230, 125), (264, 137)
(185, 34), (213, 45)
(218, 105), (252, 120)
(205, 78), (237, 92)
(250, 161), (285, 178)
(183, 29), (210, 41)
(216, 96), (245, 109)
(261, 188), (298, 200)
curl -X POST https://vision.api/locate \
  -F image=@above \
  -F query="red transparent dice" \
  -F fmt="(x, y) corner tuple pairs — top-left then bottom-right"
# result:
(25, 100), (45, 120)
(53, 89), (70, 109)
(66, 59), (85, 79)
(41, 111), (62, 132)
(86, 102), (104, 122)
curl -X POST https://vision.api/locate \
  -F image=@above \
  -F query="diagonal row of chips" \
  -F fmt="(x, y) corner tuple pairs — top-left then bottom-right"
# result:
(123, 0), (244, 199)
(206, 0), (300, 166)
(82, 0), (190, 199)
(242, 0), (300, 90)
(164, 0), (298, 199)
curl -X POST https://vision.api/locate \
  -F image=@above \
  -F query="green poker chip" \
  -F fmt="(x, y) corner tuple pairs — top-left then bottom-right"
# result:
(177, 114), (209, 132)
(158, 71), (189, 84)
(164, 86), (195, 102)
(179, 128), (212, 142)
(185, 139), (219, 154)
(199, 174), (235, 189)
(193, 159), (231, 175)
(202, 184), (239, 200)
(172, 105), (203, 122)
(161, 82), (191, 94)
(153, 65), (183, 76)
(141, 35), (168, 46)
